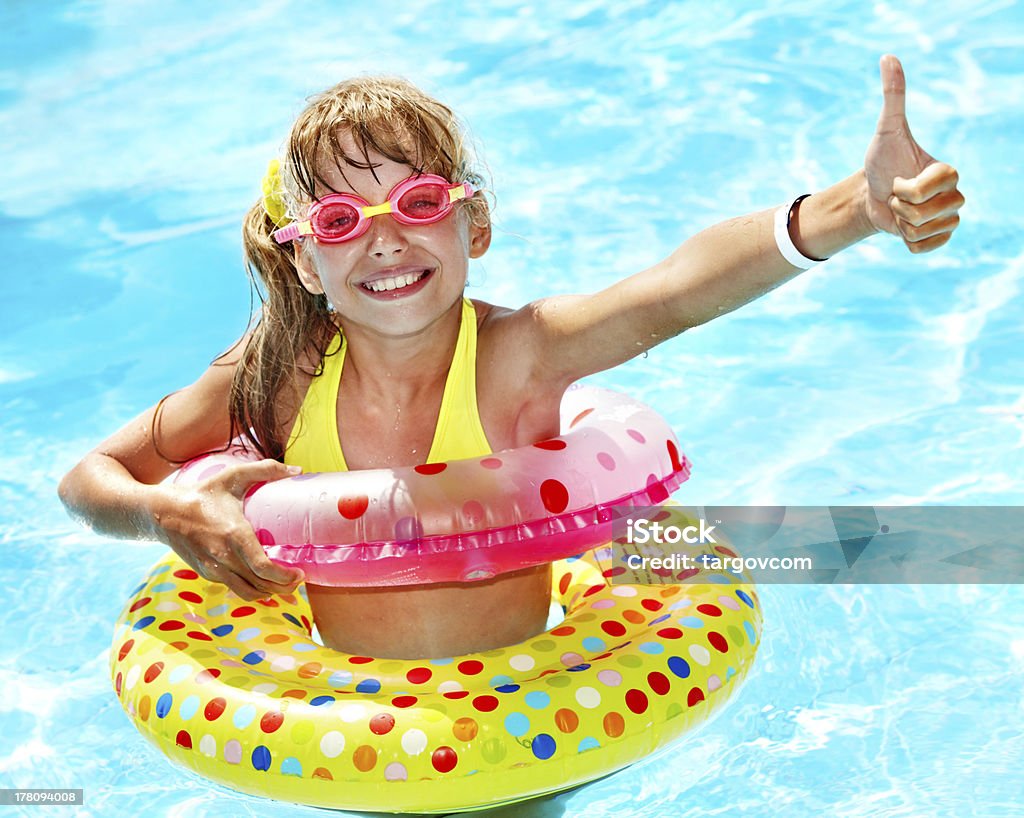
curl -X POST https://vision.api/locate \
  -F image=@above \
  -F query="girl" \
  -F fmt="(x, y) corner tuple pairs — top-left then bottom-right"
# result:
(59, 56), (963, 659)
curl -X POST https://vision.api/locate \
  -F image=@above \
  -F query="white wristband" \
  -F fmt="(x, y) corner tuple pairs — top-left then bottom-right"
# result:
(774, 194), (828, 270)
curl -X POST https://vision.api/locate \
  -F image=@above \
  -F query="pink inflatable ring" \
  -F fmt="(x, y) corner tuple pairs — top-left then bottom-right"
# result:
(174, 384), (690, 586)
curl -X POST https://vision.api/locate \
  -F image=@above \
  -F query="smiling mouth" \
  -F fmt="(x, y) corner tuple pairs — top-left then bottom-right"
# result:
(360, 269), (431, 293)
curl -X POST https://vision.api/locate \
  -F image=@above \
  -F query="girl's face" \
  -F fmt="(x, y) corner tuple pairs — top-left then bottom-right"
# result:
(293, 137), (490, 339)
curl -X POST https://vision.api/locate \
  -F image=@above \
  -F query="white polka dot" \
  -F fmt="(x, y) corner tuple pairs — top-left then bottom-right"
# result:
(251, 683), (277, 696)
(707, 674), (722, 691)
(199, 734), (217, 757)
(320, 730), (346, 758)
(385, 762), (408, 781)
(717, 595), (742, 611)
(575, 686), (602, 709)
(339, 704), (367, 723)
(689, 644), (711, 666)
(236, 627), (260, 642)
(124, 665), (141, 690)
(437, 680), (463, 694)
(611, 586), (637, 597)
(401, 728), (428, 755)
(154, 601), (180, 612)
(270, 655), (296, 672)
(509, 654), (535, 671)
(168, 665), (191, 684)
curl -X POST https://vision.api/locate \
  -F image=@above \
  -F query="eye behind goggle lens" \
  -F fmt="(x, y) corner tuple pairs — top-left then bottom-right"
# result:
(397, 184), (448, 222)
(314, 201), (361, 239)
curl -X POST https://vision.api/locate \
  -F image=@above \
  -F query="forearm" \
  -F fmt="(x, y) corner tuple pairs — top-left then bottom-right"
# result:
(659, 170), (878, 330)
(58, 453), (169, 542)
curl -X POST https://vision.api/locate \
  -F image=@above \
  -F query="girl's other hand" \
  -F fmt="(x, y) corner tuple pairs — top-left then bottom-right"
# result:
(151, 459), (305, 601)
(863, 54), (965, 253)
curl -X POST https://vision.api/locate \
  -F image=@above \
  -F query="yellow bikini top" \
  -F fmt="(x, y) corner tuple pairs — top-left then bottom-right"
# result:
(284, 298), (492, 472)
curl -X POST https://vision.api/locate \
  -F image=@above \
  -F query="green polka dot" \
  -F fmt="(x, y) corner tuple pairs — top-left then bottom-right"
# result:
(616, 655), (643, 669)
(531, 640), (556, 652)
(225, 676), (250, 688)
(190, 649), (217, 660)
(728, 624), (745, 647)
(572, 613), (597, 623)
(666, 702), (683, 720)
(545, 675), (571, 689)
(377, 661), (403, 674)
(481, 737), (508, 764)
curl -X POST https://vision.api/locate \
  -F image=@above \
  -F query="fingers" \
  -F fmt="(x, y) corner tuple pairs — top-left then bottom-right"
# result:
(219, 458), (301, 499)
(877, 54), (907, 126)
(888, 162), (965, 252)
(892, 162), (960, 205)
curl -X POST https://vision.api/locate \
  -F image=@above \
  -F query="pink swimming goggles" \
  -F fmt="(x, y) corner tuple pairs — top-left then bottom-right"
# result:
(271, 174), (475, 244)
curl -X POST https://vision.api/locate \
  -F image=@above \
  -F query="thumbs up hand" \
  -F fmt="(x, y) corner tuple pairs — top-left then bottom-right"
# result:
(863, 55), (964, 253)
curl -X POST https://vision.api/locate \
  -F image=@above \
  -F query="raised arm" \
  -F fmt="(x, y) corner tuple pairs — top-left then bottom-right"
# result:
(523, 55), (964, 386)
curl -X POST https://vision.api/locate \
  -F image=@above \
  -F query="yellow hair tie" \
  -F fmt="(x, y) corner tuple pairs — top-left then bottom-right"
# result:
(261, 158), (290, 227)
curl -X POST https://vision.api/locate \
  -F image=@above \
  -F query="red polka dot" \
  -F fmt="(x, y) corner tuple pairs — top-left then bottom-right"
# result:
(204, 698), (226, 720)
(243, 481), (266, 500)
(714, 545), (738, 558)
(708, 631), (729, 653)
(458, 660), (483, 676)
(687, 687), (705, 707)
(144, 662), (164, 683)
(534, 439), (567, 450)
(230, 606), (257, 618)
(597, 452), (616, 471)
(406, 667), (432, 685)
(550, 626), (576, 637)
(178, 591), (203, 604)
(627, 429), (646, 443)
(625, 689), (649, 714)
(570, 408), (594, 427)
(461, 500), (486, 524)
(540, 479), (570, 514)
(640, 599), (664, 611)
(256, 528), (275, 545)
(370, 713), (395, 735)
(158, 620), (185, 631)
(118, 640), (135, 661)
(647, 671), (671, 695)
(195, 668), (221, 684)
(443, 690), (469, 700)
(646, 473), (669, 504)
(187, 631), (213, 641)
(337, 495), (369, 519)
(667, 438), (684, 472)
(257, 598), (279, 608)
(675, 568), (700, 581)
(173, 569), (199, 580)
(349, 656), (374, 664)
(175, 730), (192, 749)
(480, 457), (503, 469)
(603, 567), (626, 579)
(414, 462), (447, 475)
(558, 572), (572, 595)
(114, 672), (123, 695)
(392, 695), (418, 708)
(260, 711), (284, 733)
(472, 695), (499, 712)
(431, 746), (458, 773)
(656, 627), (683, 639)
(697, 604), (723, 617)
(129, 598), (151, 613)
(583, 584), (605, 597)
(601, 620), (627, 637)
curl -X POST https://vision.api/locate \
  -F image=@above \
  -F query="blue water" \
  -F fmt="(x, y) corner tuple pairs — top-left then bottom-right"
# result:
(2, 1), (1022, 816)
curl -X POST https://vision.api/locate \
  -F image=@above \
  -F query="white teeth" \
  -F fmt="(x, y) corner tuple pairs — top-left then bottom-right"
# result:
(363, 271), (427, 293)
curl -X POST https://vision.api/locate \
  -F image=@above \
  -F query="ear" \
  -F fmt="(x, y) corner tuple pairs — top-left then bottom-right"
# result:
(293, 241), (325, 295)
(468, 220), (491, 259)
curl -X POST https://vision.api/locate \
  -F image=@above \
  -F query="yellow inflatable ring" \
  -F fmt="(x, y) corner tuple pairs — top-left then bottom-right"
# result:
(111, 506), (761, 813)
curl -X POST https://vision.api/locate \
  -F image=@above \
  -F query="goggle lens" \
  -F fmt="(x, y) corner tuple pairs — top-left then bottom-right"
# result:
(312, 201), (362, 240)
(395, 183), (449, 222)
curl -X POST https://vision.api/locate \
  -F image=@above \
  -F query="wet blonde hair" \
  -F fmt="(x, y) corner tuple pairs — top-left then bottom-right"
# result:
(228, 76), (489, 460)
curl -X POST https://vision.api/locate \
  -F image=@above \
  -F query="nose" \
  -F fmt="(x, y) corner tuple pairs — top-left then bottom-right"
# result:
(365, 213), (408, 258)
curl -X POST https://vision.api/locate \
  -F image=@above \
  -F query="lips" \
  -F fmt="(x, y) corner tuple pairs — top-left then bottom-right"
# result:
(357, 267), (434, 298)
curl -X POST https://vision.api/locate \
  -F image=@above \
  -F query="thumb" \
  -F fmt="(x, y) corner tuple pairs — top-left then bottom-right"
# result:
(223, 459), (301, 498)
(876, 54), (907, 128)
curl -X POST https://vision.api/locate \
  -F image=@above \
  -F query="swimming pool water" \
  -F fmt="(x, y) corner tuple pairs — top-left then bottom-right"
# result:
(2, 1), (1022, 816)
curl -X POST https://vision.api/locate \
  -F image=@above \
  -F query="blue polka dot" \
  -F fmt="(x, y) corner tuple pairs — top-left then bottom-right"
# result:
(532, 733), (557, 760)
(293, 642), (317, 652)
(211, 624), (234, 637)
(649, 613), (671, 625)
(242, 651), (265, 665)
(233, 704), (257, 729)
(328, 671), (352, 687)
(495, 683), (520, 694)
(281, 757), (303, 777)
(251, 745), (272, 771)
(524, 691), (550, 710)
(129, 581), (147, 596)
(667, 656), (691, 679)
(743, 620), (757, 644)
(207, 604), (229, 616)
(504, 712), (530, 737)
(149, 582), (175, 593)
(639, 642), (664, 655)
(151, 564), (171, 575)
(236, 627), (260, 642)
(132, 616), (156, 631)
(155, 693), (173, 718)
(282, 613), (303, 628)
(566, 663), (591, 672)
(582, 636), (606, 652)
(726, 665), (736, 680)
(310, 695), (335, 707)
(429, 657), (454, 666)
(489, 674), (514, 687)
(578, 736), (600, 752)
(356, 678), (381, 694)
(736, 590), (755, 608)
(179, 695), (200, 720)
(679, 617), (704, 628)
